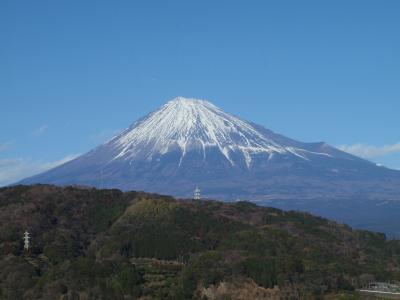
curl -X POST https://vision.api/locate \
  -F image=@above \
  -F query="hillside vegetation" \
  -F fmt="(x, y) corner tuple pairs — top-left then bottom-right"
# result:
(0, 185), (399, 299)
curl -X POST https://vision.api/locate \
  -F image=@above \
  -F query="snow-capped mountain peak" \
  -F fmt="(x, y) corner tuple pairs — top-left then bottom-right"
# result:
(107, 97), (318, 168)
(19, 96), (400, 204)
(18, 97), (400, 234)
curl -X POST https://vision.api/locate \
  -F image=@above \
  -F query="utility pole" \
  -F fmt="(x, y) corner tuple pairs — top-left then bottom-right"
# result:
(23, 231), (30, 255)
(194, 187), (201, 200)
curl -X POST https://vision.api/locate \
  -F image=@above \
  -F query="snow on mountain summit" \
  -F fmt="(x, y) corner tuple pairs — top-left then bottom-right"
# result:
(19, 96), (400, 204)
(107, 97), (324, 167)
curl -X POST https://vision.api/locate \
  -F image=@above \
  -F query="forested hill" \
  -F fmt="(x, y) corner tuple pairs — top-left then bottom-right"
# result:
(0, 185), (399, 299)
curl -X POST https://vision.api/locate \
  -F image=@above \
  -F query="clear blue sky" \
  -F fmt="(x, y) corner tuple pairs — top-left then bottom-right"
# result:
(1, 0), (399, 186)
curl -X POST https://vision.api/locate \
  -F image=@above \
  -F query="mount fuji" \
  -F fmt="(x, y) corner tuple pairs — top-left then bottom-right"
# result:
(19, 97), (400, 234)
(20, 97), (400, 200)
